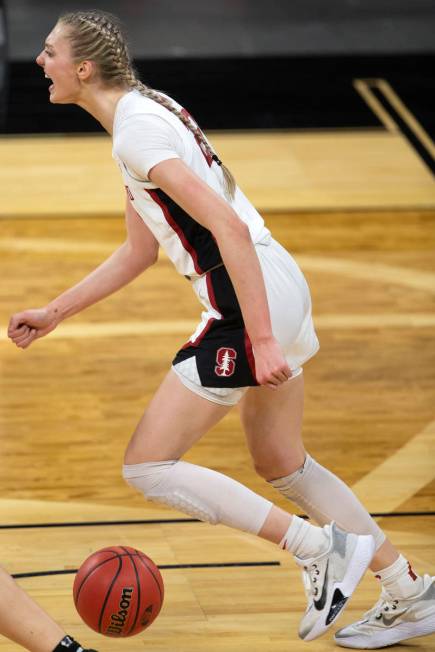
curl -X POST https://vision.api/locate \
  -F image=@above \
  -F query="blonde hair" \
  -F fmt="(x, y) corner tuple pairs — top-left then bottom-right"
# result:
(59, 10), (236, 200)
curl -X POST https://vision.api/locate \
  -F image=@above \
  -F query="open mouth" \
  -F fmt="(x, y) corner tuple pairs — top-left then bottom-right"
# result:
(45, 73), (54, 92)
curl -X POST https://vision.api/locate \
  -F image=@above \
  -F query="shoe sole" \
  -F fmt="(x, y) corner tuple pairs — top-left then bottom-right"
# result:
(303, 534), (376, 641)
(334, 612), (435, 649)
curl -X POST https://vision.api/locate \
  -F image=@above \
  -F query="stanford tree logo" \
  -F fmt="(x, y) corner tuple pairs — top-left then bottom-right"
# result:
(214, 347), (237, 377)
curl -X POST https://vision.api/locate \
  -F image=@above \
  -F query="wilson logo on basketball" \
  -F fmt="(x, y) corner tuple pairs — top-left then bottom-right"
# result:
(107, 586), (134, 635)
(214, 347), (237, 377)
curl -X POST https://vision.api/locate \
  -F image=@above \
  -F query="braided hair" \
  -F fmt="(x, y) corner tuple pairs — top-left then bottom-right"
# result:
(59, 10), (236, 200)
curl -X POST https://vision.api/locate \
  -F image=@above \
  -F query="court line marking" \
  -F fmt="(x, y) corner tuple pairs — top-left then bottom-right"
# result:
(2, 313), (435, 343)
(0, 237), (114, 254)
(12, 560), (281, 580)
(353, 79), (399, 133)
(0, 518), (198, 529)
(2, 237), (434, 294)
(354, 78), (435, 158)
(351, 419), (435, 514)
(378, 79), (435, 159)
(1, 512), (433, 530)
(297, 255), (435, 295)
(311, 313), (435, 328)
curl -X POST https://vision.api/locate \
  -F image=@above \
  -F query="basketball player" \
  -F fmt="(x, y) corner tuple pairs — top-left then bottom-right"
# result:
(0, 565), (97, 651)
(8, 10), (434, 647)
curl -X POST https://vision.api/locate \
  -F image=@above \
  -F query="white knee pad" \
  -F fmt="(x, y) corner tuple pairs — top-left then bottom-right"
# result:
(123, 460), (217, 523)
(123, 459), (272, 534)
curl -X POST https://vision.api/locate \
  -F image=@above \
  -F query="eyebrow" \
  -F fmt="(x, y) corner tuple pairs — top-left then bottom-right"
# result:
(44, 42), (54, 50)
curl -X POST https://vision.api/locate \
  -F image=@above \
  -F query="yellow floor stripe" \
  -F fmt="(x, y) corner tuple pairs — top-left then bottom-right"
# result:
(0, 497), (166, 523)
(314, 313), (435, 328)
(0, 320), (197, 342)
(1, 237), (434, 294)
(297, 255), (435, 295)
(52, 320), (197, 338)
(1, 313), (435, 342)
(0, 237), (113, 254)
(72, 312), (430, 333)
(351, 419), (435, 513)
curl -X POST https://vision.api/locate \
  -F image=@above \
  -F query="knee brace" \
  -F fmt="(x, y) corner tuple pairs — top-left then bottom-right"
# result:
(123, 459), (272, 534)
(123, 460), (217, 523)
(269, 454), (386, 550)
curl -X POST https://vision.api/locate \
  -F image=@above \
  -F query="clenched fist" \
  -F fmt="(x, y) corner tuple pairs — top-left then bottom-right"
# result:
(8, 307), (59, 349)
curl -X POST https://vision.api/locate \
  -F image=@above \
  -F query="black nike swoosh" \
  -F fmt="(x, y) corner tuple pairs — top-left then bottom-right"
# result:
(326, 588), (349, 625)
(313, 560), (328, 611)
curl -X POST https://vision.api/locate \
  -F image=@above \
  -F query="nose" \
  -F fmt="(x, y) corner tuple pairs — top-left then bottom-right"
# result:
(36, 51), (44, 67)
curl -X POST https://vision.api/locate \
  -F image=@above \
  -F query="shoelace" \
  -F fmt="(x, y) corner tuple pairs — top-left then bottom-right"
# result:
(302, 562), (322, 601)
(373, 596), (400, 621)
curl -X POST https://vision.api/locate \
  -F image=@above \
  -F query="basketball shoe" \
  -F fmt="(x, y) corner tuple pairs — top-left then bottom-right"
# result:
(334, 574), (435, 648)
(53, 636), (98, 652)
(295, 522), (375, 641)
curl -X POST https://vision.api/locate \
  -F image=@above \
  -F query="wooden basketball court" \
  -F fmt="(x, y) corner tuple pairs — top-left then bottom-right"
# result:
(0, 124), (434, 650)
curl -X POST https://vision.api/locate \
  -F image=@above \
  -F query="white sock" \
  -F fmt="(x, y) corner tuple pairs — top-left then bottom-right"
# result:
(279, 515), (329, 559)
(269, 454), (386, 549)
(375, 554), (424, 599)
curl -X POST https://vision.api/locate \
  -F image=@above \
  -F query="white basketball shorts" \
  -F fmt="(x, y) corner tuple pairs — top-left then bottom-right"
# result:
(172, 235), (319, 405)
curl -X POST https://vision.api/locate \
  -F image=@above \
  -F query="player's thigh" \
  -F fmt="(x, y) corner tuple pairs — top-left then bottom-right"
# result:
(124, 369), (231, 464)
(239, 372), (305, 479)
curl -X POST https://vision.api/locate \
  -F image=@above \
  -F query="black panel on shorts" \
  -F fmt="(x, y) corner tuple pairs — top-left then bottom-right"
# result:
(172, 266), (258, 388)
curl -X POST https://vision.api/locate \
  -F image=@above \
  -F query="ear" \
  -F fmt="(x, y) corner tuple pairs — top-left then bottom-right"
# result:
(76, 60), (95, 81)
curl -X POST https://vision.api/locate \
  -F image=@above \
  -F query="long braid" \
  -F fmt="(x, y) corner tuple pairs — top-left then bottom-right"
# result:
(59, 10), (236, 200)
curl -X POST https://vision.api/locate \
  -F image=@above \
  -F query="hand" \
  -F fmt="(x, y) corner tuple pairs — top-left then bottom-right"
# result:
(8, 307), (59, 349)
(252, 337), (292, 389)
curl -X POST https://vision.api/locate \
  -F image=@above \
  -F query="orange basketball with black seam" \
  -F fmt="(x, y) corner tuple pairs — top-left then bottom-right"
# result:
(73, 545), (164, 637)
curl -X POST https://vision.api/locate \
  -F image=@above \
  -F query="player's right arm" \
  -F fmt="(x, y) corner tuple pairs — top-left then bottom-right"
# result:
(8, 200), (159, 349)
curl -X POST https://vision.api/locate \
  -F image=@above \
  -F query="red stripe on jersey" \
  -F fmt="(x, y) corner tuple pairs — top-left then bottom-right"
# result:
(182, 317), (215, 349)
(146, 189), (204, 275)
(244, 329), (257, 383)
(206, 271), (219, 312)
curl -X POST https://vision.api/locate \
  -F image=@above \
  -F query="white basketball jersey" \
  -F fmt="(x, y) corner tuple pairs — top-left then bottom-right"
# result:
(112, 89), (270, 278)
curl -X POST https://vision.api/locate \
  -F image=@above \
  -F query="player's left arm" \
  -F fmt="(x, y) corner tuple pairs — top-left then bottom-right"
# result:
(149, 158), (291, 387)
(8, 199), (159, 349)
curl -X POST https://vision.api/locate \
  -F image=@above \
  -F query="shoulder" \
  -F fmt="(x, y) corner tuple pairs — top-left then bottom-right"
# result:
(115, 90), (184, 134)
(116, 92), (187, 148)
(113, 113), (185, 163)
(112, 91), (186, 180)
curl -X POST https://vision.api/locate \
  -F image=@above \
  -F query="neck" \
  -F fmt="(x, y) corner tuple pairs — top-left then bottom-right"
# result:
(77, 85), (130, 134)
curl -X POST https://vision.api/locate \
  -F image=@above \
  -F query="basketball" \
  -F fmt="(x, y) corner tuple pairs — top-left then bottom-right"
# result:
(73, 545), (164, 637)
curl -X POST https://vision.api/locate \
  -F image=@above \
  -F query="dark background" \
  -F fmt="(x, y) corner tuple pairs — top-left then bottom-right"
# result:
(0, 0), (434, 135)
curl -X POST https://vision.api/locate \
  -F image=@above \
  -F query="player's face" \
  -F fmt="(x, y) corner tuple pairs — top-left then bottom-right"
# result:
(35, 23), (82, 104)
